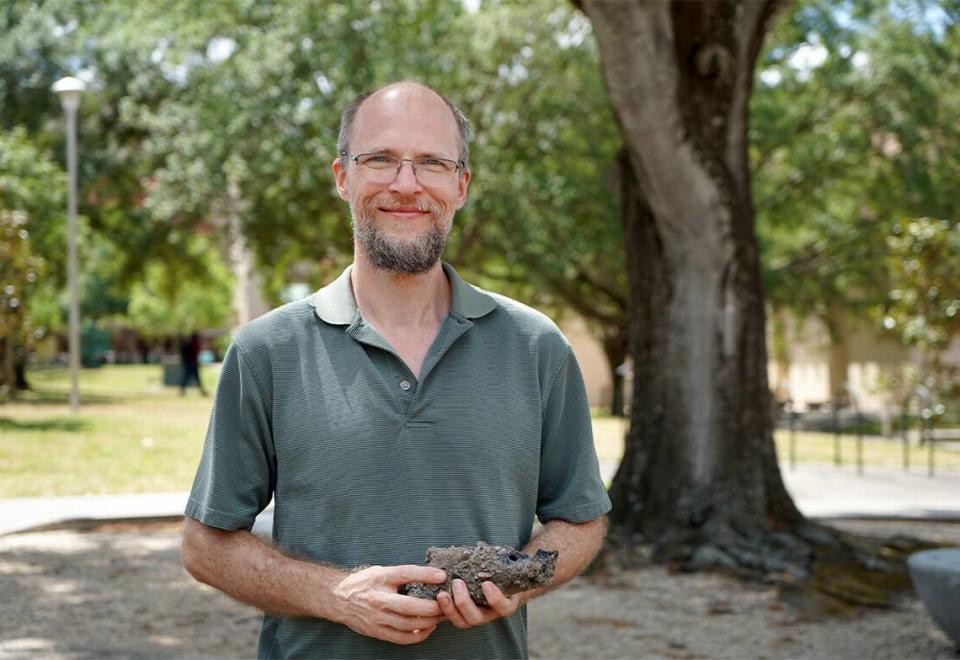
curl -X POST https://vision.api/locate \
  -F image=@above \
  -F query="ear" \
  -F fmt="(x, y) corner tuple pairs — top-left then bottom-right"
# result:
(454, 167), (472, 210)
(332, 157), (350, 201)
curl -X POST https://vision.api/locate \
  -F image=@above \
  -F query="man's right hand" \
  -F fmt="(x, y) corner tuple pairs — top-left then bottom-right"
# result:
(331, 565), (448, 645)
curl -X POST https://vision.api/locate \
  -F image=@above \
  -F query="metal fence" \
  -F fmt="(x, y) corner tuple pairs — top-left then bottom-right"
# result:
(781, 386), (958, 477)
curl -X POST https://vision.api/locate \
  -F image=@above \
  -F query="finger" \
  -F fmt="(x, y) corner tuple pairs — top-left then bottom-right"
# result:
(382, 565), (447, 585)
(452, 579), (487, 626)
(437, 589), (470, 629)
(376, 610), (445, 632)
(383, 593), (444, 618)
(482, 582), (519, 617)
(377, 623), (438, 646)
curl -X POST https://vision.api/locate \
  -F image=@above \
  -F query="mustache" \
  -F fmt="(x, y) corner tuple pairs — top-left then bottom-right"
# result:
(368, 197), (439, 214)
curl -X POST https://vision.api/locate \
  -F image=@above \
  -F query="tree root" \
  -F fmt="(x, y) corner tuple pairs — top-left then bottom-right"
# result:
(599, 521), (949, 618)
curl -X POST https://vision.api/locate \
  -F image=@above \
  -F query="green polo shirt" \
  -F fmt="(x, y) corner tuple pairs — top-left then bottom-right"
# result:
(186, 262), (611, 659)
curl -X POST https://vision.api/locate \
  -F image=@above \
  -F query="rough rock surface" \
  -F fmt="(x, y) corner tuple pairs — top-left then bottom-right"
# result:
(402, 541), (558, 606)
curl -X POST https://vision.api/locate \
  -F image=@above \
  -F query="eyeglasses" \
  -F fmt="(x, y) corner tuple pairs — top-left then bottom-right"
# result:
(342, 152), (464, 186)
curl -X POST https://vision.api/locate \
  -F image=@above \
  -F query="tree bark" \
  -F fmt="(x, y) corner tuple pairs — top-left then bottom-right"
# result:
(1, 337), (14, 399)
(583, 0), (806, 570)
(768, 307), (791, 404)
(14, 353), (29, 390)
(824, 303), (851, 404)
(599, 325), (628, 417)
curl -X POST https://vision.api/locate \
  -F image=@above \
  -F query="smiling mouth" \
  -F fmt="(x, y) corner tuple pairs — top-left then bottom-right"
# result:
(379, 206), (428, 219)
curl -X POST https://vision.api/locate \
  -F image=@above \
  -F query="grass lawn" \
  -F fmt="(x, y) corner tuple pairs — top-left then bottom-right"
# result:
(589, 420), (960, 471)
(0, 364), (219, 497)
(592, 416), (628, 461)
(0, 365), (633, 497)
(773, 429), (960, 471)
(2, 367), (956, 497)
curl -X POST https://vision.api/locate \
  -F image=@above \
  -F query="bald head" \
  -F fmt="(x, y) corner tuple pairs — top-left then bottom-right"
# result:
(336, 81), (471, 166)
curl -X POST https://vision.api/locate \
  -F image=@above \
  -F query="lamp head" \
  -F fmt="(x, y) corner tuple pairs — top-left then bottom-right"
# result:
(52, 76), (86, 112)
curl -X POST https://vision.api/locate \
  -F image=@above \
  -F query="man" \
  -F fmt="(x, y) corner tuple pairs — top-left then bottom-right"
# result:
(182, 81), (610, 659)
(179, 331), (207, 396)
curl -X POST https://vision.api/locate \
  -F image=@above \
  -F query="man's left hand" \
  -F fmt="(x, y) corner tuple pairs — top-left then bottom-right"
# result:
(436, 579), (521, 628)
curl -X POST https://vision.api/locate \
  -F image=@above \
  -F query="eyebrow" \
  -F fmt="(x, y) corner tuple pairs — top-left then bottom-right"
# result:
(359, 147), (455, 160)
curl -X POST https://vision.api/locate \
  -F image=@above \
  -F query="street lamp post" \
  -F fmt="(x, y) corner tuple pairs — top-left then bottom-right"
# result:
(52, 76), (85, 413)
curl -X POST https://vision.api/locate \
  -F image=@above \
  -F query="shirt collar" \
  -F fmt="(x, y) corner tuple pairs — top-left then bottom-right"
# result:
(309, 262), (497, 326)
(309, 265), (356, 325)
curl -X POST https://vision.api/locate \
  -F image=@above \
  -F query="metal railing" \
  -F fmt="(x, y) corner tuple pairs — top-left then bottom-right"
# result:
(901, 384), (938, 476)
(780, 385), (955, 477)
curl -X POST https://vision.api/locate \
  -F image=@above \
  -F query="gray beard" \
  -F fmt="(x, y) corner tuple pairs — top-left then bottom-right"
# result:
(352, 204), (451, 275)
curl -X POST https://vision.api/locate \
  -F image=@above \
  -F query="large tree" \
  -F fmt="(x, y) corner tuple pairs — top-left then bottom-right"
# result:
(578, 0), (812, 571)
(0, 127), (66, 395)
(579, 0), (941, 595)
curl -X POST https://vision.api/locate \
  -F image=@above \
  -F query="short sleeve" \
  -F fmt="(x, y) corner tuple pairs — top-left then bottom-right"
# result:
(185, 341), (276, 531)
(536, 347), (612, 523)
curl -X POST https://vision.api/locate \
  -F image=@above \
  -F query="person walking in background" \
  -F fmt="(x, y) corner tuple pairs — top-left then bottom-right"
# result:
(179, 331), (207, 396)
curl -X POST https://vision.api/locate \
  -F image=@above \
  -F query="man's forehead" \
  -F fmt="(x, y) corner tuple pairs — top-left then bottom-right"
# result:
(351, 84), (459, 151)
(365, 83), (446, 112)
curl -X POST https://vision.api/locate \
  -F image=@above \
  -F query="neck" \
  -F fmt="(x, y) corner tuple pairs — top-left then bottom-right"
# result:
(350, 250), (451, 330)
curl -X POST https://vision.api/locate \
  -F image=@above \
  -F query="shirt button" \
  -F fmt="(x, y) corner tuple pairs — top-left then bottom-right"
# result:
(399, 380), (412, 391)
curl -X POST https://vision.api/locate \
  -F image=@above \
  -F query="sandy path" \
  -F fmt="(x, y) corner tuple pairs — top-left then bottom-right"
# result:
(0, 520), (956, 659)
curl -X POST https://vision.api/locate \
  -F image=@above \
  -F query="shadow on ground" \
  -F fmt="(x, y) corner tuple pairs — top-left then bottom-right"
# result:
(0, 417), (92, 433)
(1, 520), (957, 659)
(0, 523), (260, 659)
(4, 390), (123, 406)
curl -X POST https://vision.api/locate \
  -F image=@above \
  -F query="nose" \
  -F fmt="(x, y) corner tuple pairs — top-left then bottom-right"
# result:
(388, 160), (423, 195)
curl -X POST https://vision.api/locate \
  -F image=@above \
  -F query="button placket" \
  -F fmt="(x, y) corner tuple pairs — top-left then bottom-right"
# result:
(406, 315), (473, 419)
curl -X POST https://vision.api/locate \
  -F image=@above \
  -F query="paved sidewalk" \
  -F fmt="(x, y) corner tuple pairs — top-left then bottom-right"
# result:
(1, 462), (957, 536)
(599, 460), (960, 520)
(778, 463), (960, 519)
(0, 491), (193, 536)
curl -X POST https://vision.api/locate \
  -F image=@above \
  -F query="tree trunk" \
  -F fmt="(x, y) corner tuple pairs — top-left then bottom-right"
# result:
(600, 326), (628, 417)
(1, 336), (14, 399)
(225, 172), (271, 330)
(824, 303), (851, 405)
(583, 0), (807, 571)
(14, 348), (30, 390)
(768, 307), (791, 404)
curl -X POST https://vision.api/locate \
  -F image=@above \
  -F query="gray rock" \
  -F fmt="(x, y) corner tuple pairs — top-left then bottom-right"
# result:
(402, 541), (558, 607)
(688, 544), (737, 570)
(907, 548), (960, 645)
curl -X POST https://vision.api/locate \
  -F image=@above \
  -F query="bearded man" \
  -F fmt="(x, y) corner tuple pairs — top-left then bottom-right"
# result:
(181, 81), (610, 659)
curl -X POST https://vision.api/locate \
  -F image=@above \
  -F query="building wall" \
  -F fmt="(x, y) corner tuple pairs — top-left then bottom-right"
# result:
(563, 311), (942, 414)
(560, 315), (613, 409)
(942, 335), (960, 368)
(775, 314), (909, 411)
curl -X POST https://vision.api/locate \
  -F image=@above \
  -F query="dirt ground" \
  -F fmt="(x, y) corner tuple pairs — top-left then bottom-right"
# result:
(0, 519), (957, 659)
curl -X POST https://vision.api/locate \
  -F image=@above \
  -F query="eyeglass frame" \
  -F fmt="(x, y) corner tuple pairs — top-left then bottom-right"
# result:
(339, 151), (466, 183)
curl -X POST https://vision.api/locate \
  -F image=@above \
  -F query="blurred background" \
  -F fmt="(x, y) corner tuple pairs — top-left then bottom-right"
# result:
(1, 0), (958, 495)
(2, 1), (960, 657)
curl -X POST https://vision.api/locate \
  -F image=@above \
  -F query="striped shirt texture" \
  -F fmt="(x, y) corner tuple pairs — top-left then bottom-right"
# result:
(186, 262), (611, 659)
